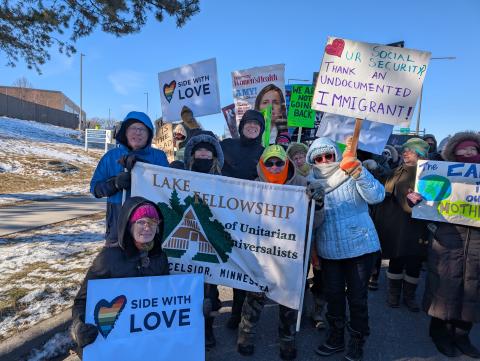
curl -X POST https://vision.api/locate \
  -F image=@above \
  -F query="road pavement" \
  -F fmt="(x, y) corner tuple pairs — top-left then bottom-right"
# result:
(0, 195), (105, 236)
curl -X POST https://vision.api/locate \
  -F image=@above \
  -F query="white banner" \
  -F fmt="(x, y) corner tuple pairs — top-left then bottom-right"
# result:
(83, 274), (204, 361)
(158, 58), (221, 121)
(132, 162), (311, 309)
(413, 160), (480, 227)
(231, 64), (286, 126)
(312, 37), (431, 126)
(317, 113), (393, 155)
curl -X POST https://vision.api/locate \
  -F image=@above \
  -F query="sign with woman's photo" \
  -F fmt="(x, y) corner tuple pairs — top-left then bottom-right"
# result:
(413, 160), (480, 227)
(231, 64), (287, 140)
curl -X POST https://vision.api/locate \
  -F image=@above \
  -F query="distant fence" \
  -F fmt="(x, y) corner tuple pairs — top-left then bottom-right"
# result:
(0, 93), (79, 129)
(85, 129), (113, 153)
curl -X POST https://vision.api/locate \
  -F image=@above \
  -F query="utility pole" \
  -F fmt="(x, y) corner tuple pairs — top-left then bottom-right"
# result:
(79, 53), (85, 130)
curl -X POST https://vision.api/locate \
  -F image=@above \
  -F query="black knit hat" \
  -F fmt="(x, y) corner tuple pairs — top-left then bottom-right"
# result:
(192, 141), (217, 157)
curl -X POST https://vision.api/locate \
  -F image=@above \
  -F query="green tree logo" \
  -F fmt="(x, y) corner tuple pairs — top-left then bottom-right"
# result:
(158, 190), (234, 263)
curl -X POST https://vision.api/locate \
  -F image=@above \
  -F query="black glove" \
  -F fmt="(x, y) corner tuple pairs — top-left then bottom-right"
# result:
(118, 154), (140, 172)
(307, 183), (325, 210)
(114, 171), (131, 190)
(72, 320), (99, 348)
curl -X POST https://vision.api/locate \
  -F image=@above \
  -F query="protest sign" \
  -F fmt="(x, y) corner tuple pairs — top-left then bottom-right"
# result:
(222, 104), (239, 138)
(312, 37), (431, 126)
(231, 64), (286, 126)
(317, 113), (393, 155)
(158, 58), (221, 122)
(287, 85), (316, 128)
(83, 274), (204, 361)
(153, 123), (175, 162)
(412, 160), (480, 227)
(132, 162), (312, 310)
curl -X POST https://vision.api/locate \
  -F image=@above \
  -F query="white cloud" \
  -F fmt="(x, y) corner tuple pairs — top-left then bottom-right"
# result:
(108, 70), (145, 95)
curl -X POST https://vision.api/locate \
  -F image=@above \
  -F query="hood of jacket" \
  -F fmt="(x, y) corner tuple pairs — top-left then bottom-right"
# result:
(423, 133), (438, 153)
(306, 137), (342, 165)
(115, 111), (154, 149)
(117, 196), (164, 257)
(256, 159), (297, 184)
(238, 110), (265, 145)
(442, 131), (480, 162)
(183, 131), (224, 169)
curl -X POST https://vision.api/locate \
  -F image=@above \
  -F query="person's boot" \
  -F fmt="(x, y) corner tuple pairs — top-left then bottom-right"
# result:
(368, 274), (379, 291)
(205, 317), (216, 349)
(315, 315), (345, 356)
(344, 324), (365, 361)
(279, 340), (297, 360)
(311, 295), (326, 329)
(402, 278), (420, 312)
(237, 320), (254, 356)
(454, 325), (480, 358)
(386, 273), (402, 308)
(429, 318), (460, 357)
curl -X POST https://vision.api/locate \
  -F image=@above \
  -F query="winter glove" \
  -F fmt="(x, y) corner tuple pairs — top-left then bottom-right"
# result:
(71, 319), (99, 348)
(114, 171), (131, 190)
(340, 136), (362, 178)
(118, 154), (141, 172)
(306, 183), (325, 209)
(362, 159), (378, 171)
(406, 188), (423, 207)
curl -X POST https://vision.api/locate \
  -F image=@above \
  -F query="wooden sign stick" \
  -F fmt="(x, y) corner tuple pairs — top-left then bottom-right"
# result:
(349, 118), (364, 156)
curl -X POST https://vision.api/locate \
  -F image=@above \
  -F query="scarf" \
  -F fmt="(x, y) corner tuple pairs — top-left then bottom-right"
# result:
(296, 163), (311, 177)
(455, 154), (480, 164)
(259, 159), (289, 184)
(308, 163), (349, 194)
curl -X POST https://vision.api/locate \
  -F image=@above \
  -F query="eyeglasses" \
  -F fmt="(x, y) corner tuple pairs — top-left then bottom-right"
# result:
(264, 159), (285, 168)
(314, 153), (335, 163)
(128, 126), (148, 134)
(134, 219), (159, 228)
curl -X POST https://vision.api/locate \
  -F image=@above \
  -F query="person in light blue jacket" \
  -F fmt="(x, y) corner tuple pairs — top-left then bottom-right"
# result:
(90, 111), (168, 247)
(306, 137), (384, 361)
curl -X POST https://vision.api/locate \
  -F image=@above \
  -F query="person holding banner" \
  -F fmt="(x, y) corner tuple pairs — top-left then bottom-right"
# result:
(373, 138), (430, 312)
(306, 137), (384, 361)
(255, 84), (288, 144)
(221, 109), (265, 329)
(71, 197), (169, 358)
(423, 131), (480, 358)
(183, 130), (223, 348)
(237, 144), (311, 360)
(90, 111), (168, 247)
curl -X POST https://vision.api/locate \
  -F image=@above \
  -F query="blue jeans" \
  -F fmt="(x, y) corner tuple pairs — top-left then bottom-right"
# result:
(321, 252), (375, 335)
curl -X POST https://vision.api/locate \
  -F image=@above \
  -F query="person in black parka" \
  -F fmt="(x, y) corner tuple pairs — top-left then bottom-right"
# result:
(71, 197), (169, 358)
(220, 109), (265, 329)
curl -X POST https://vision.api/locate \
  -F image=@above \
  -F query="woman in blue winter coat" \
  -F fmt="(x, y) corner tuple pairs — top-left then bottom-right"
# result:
(306, 137), (385, 361)
(90, 111), (169, 246)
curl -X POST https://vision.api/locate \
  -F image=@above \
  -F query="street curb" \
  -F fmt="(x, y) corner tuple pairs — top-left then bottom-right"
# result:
(0, 309), (72, 361)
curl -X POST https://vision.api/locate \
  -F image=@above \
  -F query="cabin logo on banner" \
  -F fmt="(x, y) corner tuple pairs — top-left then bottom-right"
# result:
(159, 190), (233, 264)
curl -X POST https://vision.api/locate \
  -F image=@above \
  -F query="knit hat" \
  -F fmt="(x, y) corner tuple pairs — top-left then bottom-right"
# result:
(241, 110), (264, 127)
(276, 132), (291, 147)
(129, 204), (159, 225)
(192, 141), (217, 157)
(402, 138), (429, 157)
(261, 144), (287, 162)
(287, 142), (308, 158)
(454, 140), (479, 152)
(306, 137), (342, 165)
(173, 123), (187, 138)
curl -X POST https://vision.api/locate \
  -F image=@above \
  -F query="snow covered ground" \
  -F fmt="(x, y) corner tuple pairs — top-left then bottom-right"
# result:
(0, 214), (105, 341)
(0, 117), (102, 203)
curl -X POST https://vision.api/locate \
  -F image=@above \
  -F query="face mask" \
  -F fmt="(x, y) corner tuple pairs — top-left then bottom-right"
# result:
(192, 159), (213, 173)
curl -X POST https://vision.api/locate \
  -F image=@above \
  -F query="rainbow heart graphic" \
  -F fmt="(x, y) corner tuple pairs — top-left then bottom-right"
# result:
(94, 295), (127, 338)
(163, 80), (176, 103)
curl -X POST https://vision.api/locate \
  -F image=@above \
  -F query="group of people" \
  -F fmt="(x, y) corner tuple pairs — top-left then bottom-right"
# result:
(70, 107), (479, 361)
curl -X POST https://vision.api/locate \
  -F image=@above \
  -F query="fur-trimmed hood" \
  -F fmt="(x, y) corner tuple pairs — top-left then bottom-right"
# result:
(183, 131), (224, 168)
(442, 131), (480, 162)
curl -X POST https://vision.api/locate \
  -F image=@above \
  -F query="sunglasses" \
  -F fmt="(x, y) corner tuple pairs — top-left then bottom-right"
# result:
(264, 159), (285, 168)
(314, 153), (335, 163)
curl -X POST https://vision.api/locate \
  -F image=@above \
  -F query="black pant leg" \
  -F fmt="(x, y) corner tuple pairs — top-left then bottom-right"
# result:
(321, 258), (347, 320)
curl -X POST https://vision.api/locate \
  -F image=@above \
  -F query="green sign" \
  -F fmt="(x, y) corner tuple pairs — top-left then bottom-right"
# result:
(261, 104), (272, 147)
(287, 85), (316, 128)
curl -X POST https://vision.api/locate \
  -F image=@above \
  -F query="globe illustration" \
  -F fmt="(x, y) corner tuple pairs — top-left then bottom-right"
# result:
(417, 175), (452, 202)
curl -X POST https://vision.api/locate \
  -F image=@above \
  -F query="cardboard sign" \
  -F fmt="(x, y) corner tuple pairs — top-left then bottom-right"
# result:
(413, 160), (480, 227)
(132, 162), (312, 310)
(153, 123), (175, 163)
(158, 58), (221, 122)
(231, 64), (286, 126)
(287, 85), (316, 128)
(317, 113), (393, 155)
(312, 37), (431, 126)
(83, 274), (204, 361)
(222, 104), (239, 139)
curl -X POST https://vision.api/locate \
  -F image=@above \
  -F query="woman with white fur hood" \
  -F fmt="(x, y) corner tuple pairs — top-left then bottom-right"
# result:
(306, 137), (385, 361)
